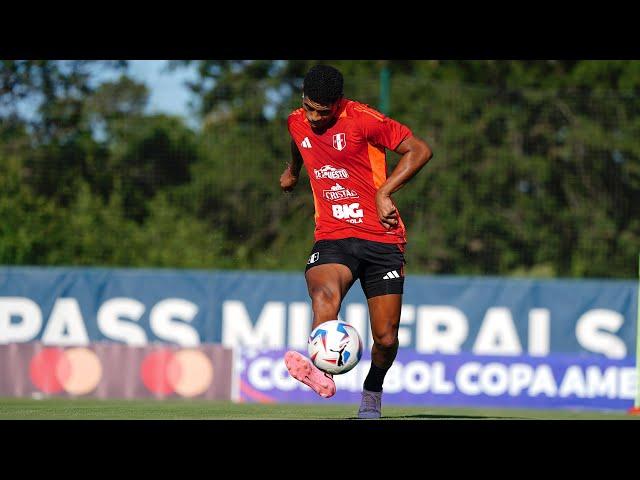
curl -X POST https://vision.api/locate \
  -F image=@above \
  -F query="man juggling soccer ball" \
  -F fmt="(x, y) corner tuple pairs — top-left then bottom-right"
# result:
(280, 64), (432, 418)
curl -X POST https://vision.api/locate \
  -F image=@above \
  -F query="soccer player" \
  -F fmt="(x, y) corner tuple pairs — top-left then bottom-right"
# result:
(281, 64), (432, 419)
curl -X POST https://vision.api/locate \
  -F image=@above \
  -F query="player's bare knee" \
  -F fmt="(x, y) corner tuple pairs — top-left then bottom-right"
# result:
(373, 333), (399, 351)
(309, 285), (340, 313)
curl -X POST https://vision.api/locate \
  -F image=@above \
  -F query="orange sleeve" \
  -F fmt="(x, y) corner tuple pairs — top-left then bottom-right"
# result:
(355, 104), (413, 150)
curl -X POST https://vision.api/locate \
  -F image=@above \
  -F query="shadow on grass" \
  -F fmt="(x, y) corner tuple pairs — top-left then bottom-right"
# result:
(343, 413), (531, 420)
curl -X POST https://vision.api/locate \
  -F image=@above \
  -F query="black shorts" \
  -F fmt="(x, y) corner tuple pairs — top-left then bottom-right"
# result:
(305, 237), (406, 299)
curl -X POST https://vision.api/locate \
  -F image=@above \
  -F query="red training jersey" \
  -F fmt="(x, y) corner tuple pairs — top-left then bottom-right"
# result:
(288, 98), (413, 244)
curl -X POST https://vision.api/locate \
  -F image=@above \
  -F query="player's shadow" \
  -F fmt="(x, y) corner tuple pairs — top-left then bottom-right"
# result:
(345, 413), (530, 420)
(391, 413), (530, 419)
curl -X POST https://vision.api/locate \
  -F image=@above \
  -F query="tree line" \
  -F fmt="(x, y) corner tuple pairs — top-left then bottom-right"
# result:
(1, 60), (638, 278)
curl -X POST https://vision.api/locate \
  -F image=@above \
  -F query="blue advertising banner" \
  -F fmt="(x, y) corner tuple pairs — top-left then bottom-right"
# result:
(238, 349), (636, 411)
(0, 266), (636, 359)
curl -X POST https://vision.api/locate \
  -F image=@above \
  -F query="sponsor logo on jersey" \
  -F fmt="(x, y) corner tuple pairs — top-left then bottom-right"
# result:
(314, 165), (349, 180)
(332, 133), (347, 151)
(332, 203), (364, 224)
(301, 137), (312, 148)
(323, 183), (359, 202)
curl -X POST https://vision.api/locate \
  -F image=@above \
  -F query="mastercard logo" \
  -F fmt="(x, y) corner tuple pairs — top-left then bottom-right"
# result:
(140, 349), (214, 397)
(29, 347), (215, 398)
(29, 347), (102, 395)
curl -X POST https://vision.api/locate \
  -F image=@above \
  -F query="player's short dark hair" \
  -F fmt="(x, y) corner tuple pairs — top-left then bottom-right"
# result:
(303, 65), (344, 105)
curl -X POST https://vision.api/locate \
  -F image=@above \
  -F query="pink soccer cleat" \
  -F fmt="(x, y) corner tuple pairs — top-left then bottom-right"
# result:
(284, 351), (336, 398)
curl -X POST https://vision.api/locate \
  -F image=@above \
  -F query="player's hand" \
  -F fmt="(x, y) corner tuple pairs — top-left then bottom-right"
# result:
(375, 190), (399, 230)
(280, 166), (299, 192)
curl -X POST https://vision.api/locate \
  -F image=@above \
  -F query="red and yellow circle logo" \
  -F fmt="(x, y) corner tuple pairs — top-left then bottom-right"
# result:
(140, 348), (214, 397)
(29, 347), (102, 395)
(29, 346), (215, 398)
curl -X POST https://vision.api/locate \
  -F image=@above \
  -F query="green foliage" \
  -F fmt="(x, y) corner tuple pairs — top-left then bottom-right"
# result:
(0, 157), (63, 264)
(1, 60), (638, 278)
(44, 181), (141, 266)
(134, 193), (229, 268)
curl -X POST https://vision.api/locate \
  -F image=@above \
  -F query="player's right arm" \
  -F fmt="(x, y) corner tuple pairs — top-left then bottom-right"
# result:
(280, 139), (303, 192)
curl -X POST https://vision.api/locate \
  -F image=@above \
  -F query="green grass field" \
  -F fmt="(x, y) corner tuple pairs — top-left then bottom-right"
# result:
(1, 397), (638, 420)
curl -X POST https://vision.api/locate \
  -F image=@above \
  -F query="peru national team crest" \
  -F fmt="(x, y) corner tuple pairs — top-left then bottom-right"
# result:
(332, 133), (347, 151)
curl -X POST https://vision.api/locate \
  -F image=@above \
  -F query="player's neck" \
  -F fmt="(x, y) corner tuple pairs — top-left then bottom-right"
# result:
(310, 99), (345, 134)
(311, 118), (337, 134)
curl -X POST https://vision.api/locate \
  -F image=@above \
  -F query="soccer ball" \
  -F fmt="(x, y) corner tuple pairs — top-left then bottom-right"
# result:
(307, 320), (363, 375)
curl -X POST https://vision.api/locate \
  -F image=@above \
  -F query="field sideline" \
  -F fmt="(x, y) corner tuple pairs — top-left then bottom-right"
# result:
(0, 397), (638, 420)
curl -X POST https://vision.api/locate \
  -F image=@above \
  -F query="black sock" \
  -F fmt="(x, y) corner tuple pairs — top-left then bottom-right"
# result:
(363, 362), (388, 392)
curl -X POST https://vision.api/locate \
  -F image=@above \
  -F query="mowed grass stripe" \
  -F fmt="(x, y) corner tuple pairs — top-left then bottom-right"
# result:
(0, 398), (637, 420)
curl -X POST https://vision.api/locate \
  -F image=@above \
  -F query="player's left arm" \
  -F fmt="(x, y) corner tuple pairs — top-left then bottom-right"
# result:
(376, 135), (433, 229)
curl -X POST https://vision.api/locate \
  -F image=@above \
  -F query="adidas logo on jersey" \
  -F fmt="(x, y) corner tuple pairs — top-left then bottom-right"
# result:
(301, 137), (312, 148)
(382, 270), (400, 279)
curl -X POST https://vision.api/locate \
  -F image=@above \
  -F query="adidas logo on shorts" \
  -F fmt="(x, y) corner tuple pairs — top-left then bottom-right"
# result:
(382, 270), (400, 279)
